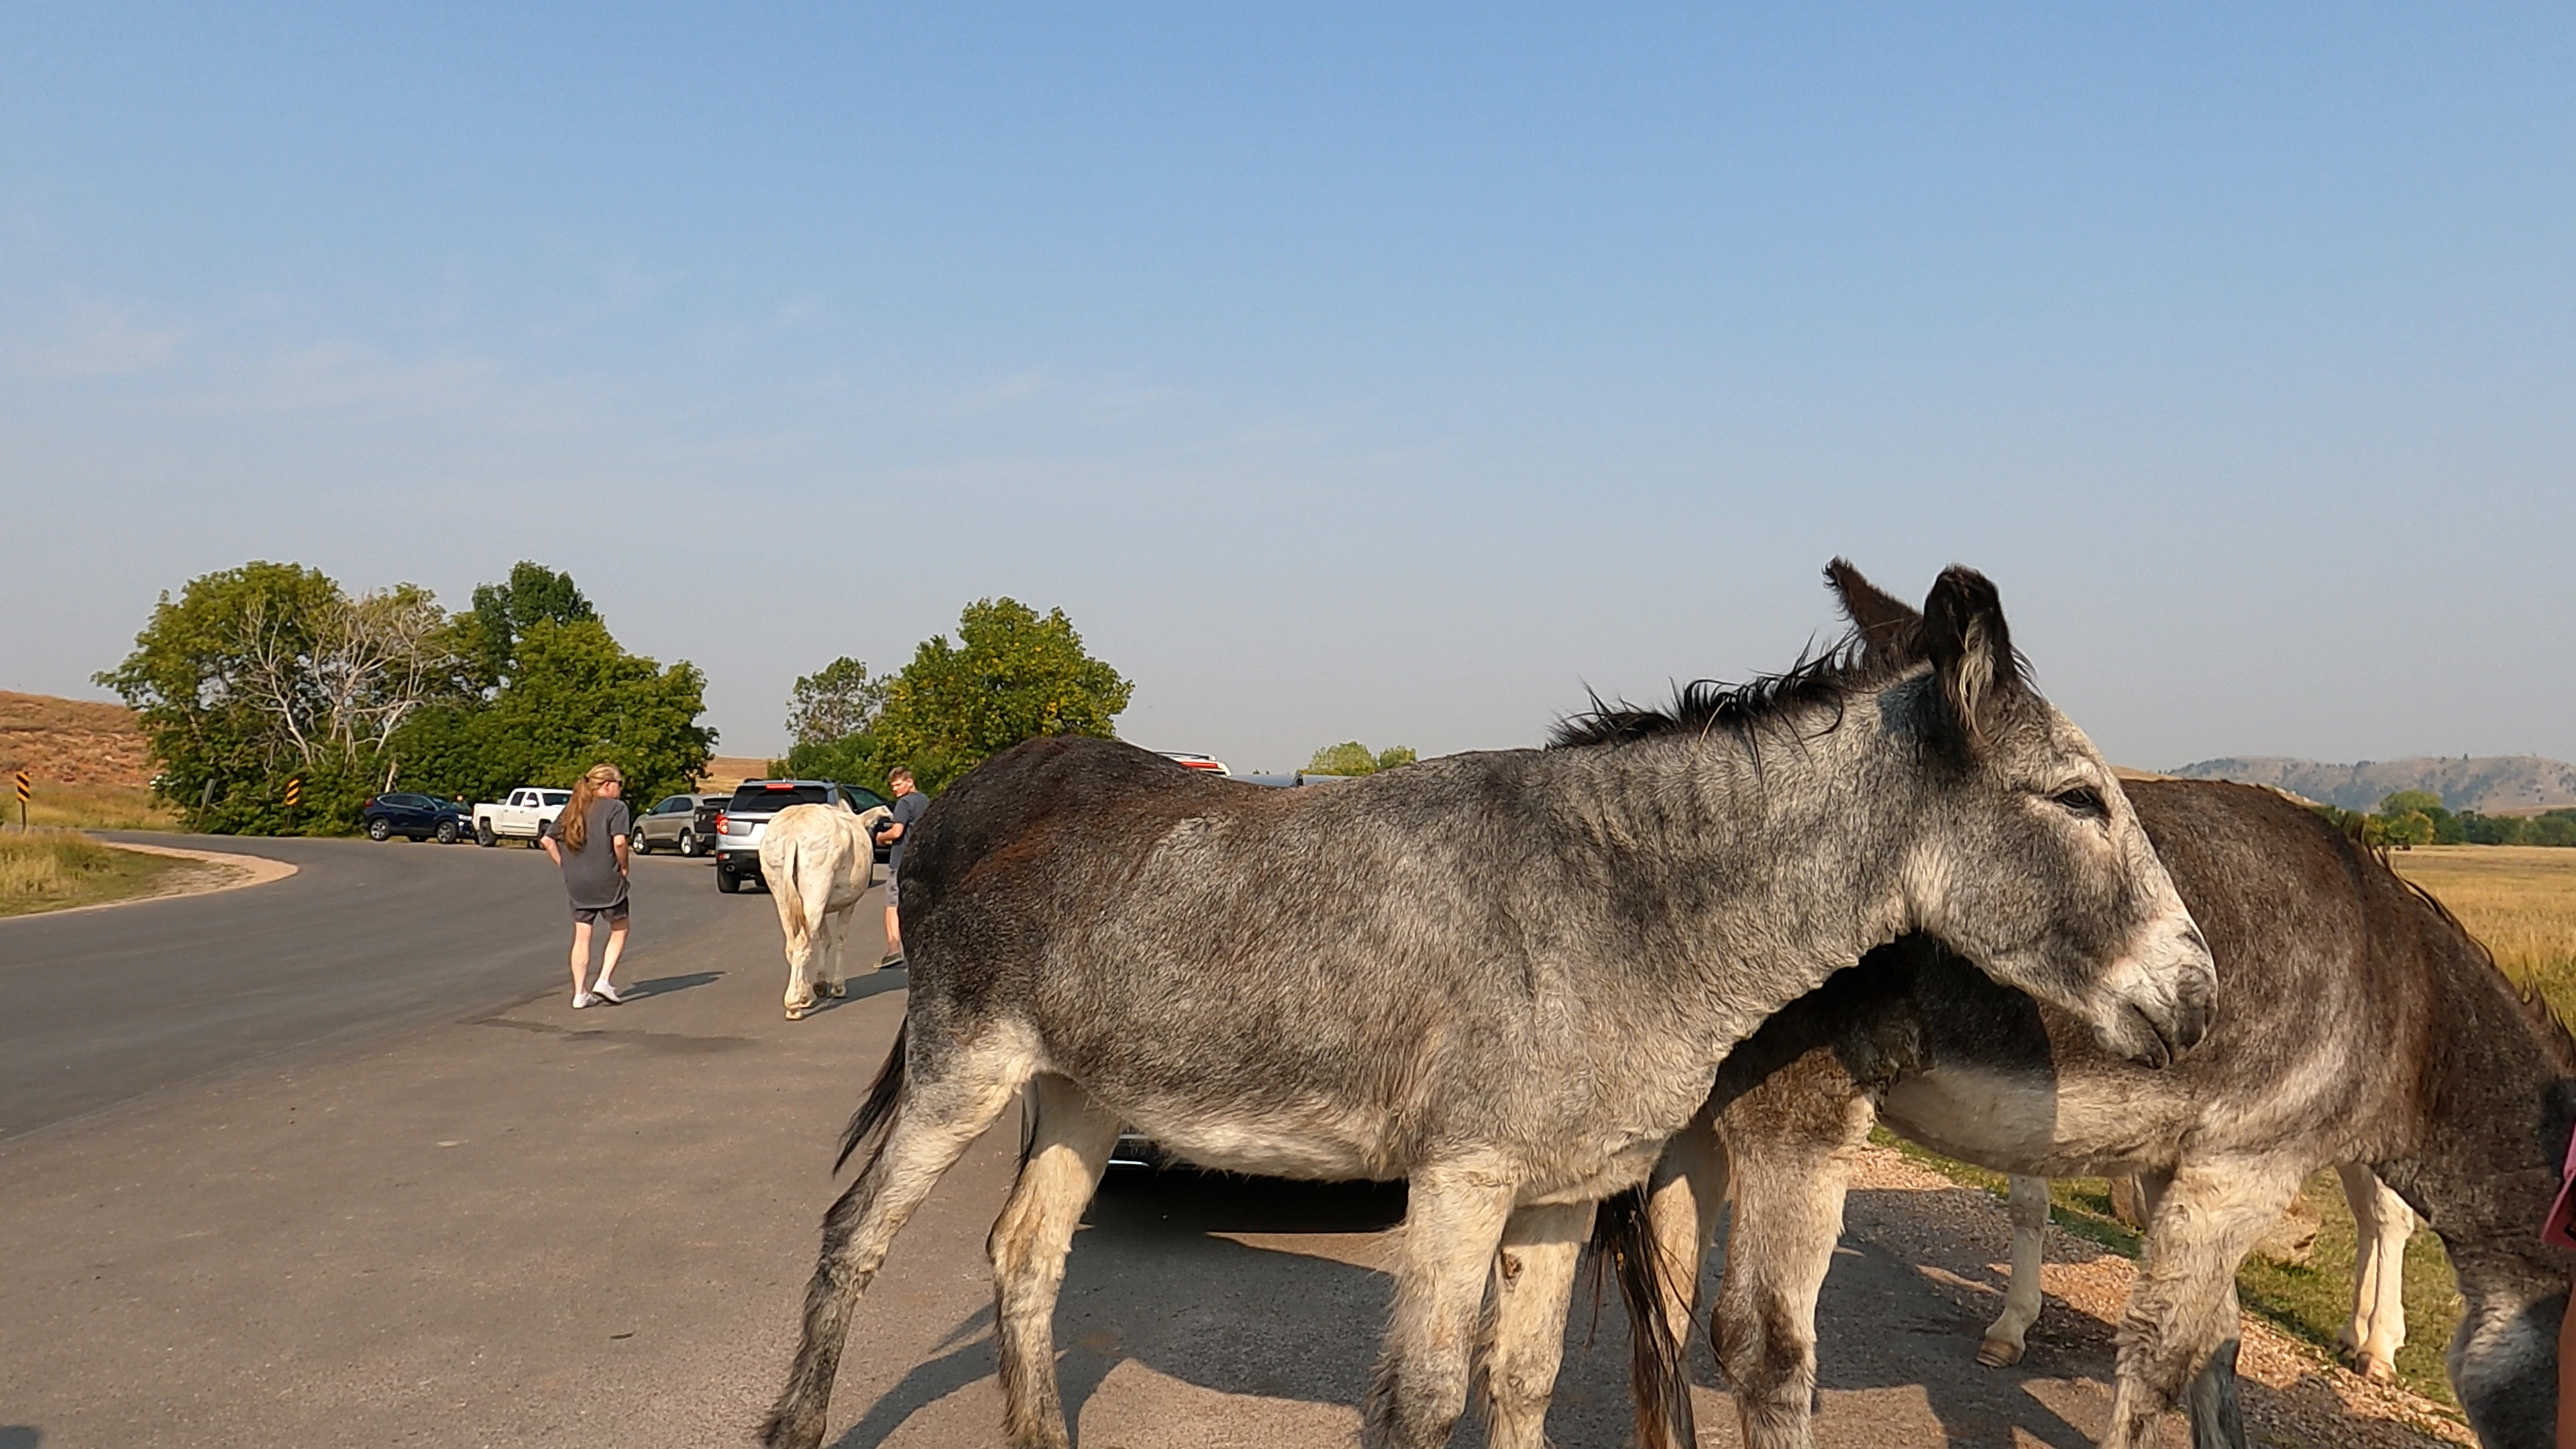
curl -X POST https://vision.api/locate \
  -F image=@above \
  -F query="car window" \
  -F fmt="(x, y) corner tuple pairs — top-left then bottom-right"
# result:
(845, 786), (890, 812)
(729, 784), (830, 812)
(541, 791), (572, 806)
(655, 796), (684, 814)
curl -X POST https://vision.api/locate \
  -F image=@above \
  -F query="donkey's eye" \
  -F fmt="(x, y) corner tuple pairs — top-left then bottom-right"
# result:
(2051, 786), (2108, 820)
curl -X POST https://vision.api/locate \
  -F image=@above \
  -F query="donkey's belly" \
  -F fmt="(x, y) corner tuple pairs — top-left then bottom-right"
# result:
(1880, 1065), (2168, 1178)
(1115, 1095), (1396, 1181)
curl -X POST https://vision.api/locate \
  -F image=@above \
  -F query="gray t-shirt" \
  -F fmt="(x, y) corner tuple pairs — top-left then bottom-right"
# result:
(551, 798), (631, 910)
(886, 790), (930, 877)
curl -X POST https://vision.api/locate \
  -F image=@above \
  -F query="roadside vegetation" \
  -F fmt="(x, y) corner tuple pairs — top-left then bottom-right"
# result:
(18, 783), (177, 830)
(773, 598), (1133, 796)
(96, 560), (713, 835)
(1303, 741), (1417, 776)
(2325, 788), (2576, 849)
(0, 830), (184, 917)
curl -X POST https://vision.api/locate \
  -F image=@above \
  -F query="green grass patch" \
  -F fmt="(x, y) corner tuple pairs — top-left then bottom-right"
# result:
(1872, 1130), (2463, 1415)
(0, 830), (185, 916)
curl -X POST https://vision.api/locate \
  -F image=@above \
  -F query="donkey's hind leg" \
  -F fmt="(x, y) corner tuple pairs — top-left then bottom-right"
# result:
(2100, 1158), (2304, 1449)
(1978, 1175), (2051, 1367)
(1713, 1077), (1875, 1449)
(989, 1074), (1122, 1449)
(761, 1029), (1035, 1449)
(2335, 1162), (2414, 1383)
(1364, 1161), (1519, 1449)
(1477, 1199), (1595, 1449)
(1625, 1104), (1729, 1449)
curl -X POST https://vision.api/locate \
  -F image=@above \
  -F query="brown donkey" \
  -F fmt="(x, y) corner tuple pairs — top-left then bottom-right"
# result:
(1602, 778), (2574, 1449)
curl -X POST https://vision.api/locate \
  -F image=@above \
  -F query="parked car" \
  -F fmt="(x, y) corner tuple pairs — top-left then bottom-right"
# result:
(631, 792), (725, 857)
(360, 792), (473, 843)
(474, 787), (571, 847)
(1157, 751), (1231, 775)
(714, 779), (893, 893)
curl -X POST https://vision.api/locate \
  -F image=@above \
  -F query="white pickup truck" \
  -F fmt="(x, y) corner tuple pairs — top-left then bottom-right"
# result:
(474, 787), (572, 847)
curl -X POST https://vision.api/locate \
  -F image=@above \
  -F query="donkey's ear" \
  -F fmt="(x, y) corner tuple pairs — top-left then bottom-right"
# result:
(1921, 566), (2027, 753)
(1824, 557), (1923, 665)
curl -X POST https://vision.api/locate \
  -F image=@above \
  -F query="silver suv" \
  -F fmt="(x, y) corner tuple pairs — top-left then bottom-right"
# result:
(713, 780), (893, 894)
(631, 792), (725, 857)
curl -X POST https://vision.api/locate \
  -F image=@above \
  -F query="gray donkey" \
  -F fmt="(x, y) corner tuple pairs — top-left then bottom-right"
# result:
(1599, 777), (2576, 1449)
(760, 562), (2219, 1449)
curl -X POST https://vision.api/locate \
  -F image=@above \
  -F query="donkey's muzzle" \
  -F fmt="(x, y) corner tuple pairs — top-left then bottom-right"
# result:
(2103, 920), (2216, 1069)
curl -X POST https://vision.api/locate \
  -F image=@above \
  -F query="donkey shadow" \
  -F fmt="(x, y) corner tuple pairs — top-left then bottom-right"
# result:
(0, 1428), (38, 1449)
(824, 1172), (1410, 1448)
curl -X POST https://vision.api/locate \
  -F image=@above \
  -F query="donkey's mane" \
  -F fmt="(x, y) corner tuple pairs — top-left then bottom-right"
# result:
(1548, 634), (1898, 750)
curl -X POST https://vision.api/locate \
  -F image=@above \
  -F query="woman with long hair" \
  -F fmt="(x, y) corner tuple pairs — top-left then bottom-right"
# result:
(541, 762), (633, 1008)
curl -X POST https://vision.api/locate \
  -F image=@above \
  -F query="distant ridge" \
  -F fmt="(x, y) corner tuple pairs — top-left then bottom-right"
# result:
(2169, 755), (2576, 814)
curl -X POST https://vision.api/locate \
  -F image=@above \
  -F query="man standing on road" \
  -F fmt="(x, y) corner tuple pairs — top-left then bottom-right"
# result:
(872, 767), (927, 969)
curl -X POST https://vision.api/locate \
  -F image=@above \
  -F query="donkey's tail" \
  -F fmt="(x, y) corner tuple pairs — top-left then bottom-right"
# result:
(1591, 1183), (1694, 1449)
(834, 1018), (908, 1174)
(777, 834), (810, 943)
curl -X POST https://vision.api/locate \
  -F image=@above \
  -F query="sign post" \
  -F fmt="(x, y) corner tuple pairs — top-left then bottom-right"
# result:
(12, 770), (26, 830)
(284, 776), (301, 833)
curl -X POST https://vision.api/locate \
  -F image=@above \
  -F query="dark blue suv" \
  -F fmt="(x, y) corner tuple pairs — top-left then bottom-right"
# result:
(361, 792), (472, 843)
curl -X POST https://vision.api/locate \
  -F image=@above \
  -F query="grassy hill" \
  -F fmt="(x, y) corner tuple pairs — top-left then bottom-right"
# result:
(0, 691), (176, 828)
(2171, 754), (2576, 813)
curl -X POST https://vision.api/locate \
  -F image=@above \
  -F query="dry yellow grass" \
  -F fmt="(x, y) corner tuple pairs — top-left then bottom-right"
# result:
(0, 829), (183, 916)
(694, 755), (780, 789)
(2384, 846), (2576, 1014)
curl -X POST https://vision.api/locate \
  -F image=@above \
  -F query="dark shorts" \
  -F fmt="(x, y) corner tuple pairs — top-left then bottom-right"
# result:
(573, 898), (631, 926)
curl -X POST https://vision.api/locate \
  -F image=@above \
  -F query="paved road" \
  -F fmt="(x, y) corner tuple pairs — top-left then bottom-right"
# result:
(1, 845), (2422, 1448)
(0, 833), (744, 1138)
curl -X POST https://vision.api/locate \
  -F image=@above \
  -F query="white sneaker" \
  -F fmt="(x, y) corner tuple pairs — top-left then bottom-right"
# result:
(591, 981), (626, 1005)
(573, 991), (597, 1009)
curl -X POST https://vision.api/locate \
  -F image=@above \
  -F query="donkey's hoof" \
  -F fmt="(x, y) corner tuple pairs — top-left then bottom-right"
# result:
(826, 981), (847, 999)
(2361, 1356), (2397, 1384)
(785, 1002), (813, 1021)
(1976, 1336), (2024, 1368)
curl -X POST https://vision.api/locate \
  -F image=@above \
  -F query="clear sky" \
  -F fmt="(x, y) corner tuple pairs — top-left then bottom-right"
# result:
(5, 5), (2571, 772)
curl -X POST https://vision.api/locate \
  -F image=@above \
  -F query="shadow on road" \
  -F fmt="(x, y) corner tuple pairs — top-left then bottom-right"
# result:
(623, 971), (724, 1000)
(0, 1428), (38, 1449)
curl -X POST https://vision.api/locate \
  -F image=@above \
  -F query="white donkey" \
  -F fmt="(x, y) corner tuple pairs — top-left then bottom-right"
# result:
(760, 800), (890, 1020)
(1982, 1166), (2416, 1380)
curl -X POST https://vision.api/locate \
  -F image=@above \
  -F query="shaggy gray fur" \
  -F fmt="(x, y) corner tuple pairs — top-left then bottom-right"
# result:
(759, 564), (2218, 1449)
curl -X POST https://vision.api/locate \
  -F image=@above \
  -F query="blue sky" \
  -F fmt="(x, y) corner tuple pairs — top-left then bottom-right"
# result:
(5, 5), (2571, 771)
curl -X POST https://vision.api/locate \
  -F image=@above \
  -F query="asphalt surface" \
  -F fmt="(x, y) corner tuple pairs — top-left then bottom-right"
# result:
(0, 839), (2231, 1448)
(0, 833), (744, 1140)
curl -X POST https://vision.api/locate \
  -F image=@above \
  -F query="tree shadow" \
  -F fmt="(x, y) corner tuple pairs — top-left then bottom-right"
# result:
(0, 1429), (38, 1449)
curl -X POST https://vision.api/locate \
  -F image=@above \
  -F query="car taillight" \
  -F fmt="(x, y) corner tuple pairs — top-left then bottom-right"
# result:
(715, 812), (728, 835)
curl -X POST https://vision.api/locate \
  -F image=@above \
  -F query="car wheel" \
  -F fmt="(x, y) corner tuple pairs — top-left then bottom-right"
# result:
(716, 867), (741, 894)
(631, 830), (652, 856)
(678, 829), (698, 857)
(476, 822), (496, 847)
(435, 819), (460, 845)
(367, 818), (392, 842)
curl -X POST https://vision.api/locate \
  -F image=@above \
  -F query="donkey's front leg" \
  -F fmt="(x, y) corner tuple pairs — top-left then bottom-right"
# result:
(989, 1075), (1122, 1449)
(1978, 1175), (2051, 1367)
(2100, 1159), (2303, 1449)
(1364, 1163), (1518, 1449)
(1479, 1199), (1595, 1449)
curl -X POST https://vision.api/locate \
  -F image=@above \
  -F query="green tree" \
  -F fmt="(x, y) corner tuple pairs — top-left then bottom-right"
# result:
(97, 561), (470, 834)
(867, 598), (1132, 794)
(1304, 741), (1417, 776)
(466, 561), (596, 688)
(2375, 789), (2463, 847)
(787, 657), (888, 747)
(395, 617), (715, 807)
